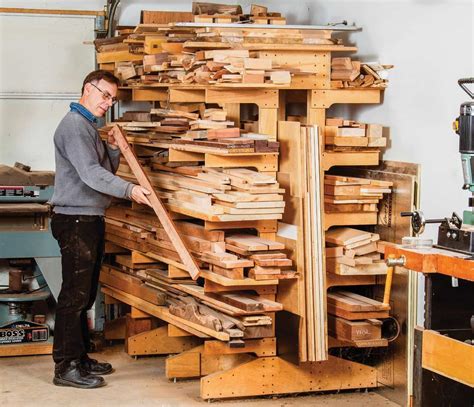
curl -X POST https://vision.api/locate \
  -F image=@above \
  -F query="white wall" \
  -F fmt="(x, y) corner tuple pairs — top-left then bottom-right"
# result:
(0, 7), (96, 170)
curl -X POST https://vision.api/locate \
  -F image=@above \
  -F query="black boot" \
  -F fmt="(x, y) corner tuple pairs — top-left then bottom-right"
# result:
(53, 360), (106, 389)
(81, 356), (113, 375)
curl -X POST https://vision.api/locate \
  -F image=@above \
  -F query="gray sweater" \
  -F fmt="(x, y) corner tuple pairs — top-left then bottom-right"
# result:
(51, 111), (133, 216)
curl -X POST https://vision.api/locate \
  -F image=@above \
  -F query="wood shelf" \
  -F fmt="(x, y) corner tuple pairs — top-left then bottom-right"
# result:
(183, 42), (358, 52)
(322, 150), (380, 171)
(324, 211), (378, 230)
(326, 274), (378, 288)
(310, 88), (383, 109)
(200, 270), (279, 287)
(327, 262), (388, 276)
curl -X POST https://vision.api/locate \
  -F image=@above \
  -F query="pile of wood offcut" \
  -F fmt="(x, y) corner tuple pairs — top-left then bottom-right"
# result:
(325, 227), (387, 275)
(111, 105), (278, 153)
(325, 117), (386, 149)
(331, 57), (393, 89)
(324, 175), (393, 214)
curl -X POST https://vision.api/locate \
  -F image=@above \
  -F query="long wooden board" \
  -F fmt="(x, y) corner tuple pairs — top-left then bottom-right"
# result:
(101, 286), (231, 340)
(114, 125), (200, 279)
(422, 329), (474, 387)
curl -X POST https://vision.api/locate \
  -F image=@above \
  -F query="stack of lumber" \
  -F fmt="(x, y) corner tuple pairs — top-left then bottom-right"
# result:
(224, 234), (295, 280)
(102, 207), (287, 337)
(105, 109), (284, 223)
(324, 175), (393, 214)
(327, 314), (386, 347)
(331, 58), (393, 89)
(324, 117), (386, 149)
(302, 125), (326, 361)
(138, 48), (293, 86)
(245, 4), (286, 25)
(115, 164), (285, 222)
(193, 2), (242, 24)
(114, 252), (167, 279)
(327, 291), (389, 321)
(109, 106), (279, 153)
(94, 5), (352, 88)
(166, 296), (242, 340)
(106, 205), (286, 270)
(191, 26), (338, 47)
(164, 289), (277, 343)
(326, 290), (389, 346)
(192, 3), (286, 25)
(331, 57), (361, 82)
(105, 206), (213, 265)
(325, 227), (387, 275)
(100, 264), (279, 343)
(99, 106), (292, 340)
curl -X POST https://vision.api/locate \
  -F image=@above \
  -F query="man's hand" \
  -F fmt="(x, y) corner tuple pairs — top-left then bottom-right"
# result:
(131, 185), (152, 207)
(107, 127), (119, 150)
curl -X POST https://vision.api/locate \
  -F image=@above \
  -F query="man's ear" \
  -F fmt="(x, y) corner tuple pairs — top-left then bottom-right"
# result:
(83, 82), (92, 96)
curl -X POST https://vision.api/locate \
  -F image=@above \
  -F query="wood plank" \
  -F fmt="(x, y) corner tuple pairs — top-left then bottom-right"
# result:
(204, 280), (277, 295)
(176, 284), (273, 316)
(200, 270), (278, 286)
(211, 265), (244, 280)
(326, 273), (377, 288)
(326, 260), (387, 276)
(325, 227), (372, 246)
(422, 329), (474, 387)
(0, 340), (52, 357)
(113, 125), (200, 279)
(100, 266), (167, 306)
(327, 315), (382, 341)
(327, 291), (387, 312)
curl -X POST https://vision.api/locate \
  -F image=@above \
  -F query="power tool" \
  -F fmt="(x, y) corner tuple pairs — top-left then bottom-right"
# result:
(456, 78), (474, 224)
(402, 78), (474, 255)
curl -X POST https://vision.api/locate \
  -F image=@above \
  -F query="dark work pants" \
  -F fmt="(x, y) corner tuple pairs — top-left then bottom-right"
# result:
(51, 213), (105, 367)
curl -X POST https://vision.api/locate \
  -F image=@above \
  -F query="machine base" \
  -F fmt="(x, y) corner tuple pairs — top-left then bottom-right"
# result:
(437, 224), (474, 254)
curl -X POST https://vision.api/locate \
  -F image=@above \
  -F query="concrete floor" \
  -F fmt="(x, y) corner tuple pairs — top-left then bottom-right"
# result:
(0, 345), (399, 407)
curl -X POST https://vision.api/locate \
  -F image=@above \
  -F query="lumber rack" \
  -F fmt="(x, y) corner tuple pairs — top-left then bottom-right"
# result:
(97, 13), (413, 402)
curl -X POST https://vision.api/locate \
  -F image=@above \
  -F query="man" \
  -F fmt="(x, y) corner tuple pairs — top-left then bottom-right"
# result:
(50, 70), (151, 389)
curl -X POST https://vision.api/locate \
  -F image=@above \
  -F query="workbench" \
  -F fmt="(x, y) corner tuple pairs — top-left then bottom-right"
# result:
(385, 245), (474, 406)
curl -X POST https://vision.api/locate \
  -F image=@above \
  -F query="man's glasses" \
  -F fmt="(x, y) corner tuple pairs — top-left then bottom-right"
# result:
(90, 83), (118, 105)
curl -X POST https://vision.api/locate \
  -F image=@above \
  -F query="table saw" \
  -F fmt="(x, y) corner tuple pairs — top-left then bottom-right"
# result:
(0, 163), (60, 356)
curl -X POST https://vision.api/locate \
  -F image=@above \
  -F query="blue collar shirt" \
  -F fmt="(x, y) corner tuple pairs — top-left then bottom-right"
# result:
(70, 102), (97, 124)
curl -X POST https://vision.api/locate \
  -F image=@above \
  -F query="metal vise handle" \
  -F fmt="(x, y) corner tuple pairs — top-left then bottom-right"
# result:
(458, 78), (474, 99)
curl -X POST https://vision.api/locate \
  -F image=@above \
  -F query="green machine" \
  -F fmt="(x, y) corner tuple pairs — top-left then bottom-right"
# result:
(0, 163), (60, 345)
(402, 78), (474, 254)
(456, 78), (474, 225)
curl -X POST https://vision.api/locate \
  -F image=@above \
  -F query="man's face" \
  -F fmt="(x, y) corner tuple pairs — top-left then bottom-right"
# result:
(82, 79), (118, 117)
